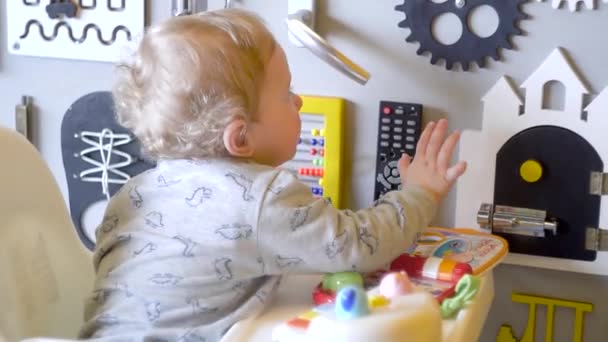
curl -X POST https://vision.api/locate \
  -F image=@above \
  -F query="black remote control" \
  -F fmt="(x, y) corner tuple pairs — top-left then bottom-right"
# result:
(373, 101), (423, 200)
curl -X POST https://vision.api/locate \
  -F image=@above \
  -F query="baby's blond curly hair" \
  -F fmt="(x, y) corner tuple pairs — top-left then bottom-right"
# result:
(112, 9), (276, 160)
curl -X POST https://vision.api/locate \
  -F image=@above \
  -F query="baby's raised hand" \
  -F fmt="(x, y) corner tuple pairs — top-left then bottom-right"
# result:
(398, 119), (467, 203)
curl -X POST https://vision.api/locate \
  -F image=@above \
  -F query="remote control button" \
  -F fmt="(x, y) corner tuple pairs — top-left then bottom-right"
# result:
(393, 143), (402, 148)
(395, 108), (404, 115)
(377, 174), (391, 189)
(393, 135), (402, 141)
(388, 160), (398, 168)
(381, 133), (390, 139)
(381, 125), (390, 132)
(383, 165), (391, 178)
(406, 128), (415, 134)
(383, 107), (391, 115)
(380, 153), (387, 162)
(394, 119), (403, 125)
(391, 168), (400, 177)
(406, 136), (415, 142)
(381, 118), (391, 124)
(394, 127), (403, 133)
(407, 120), (416, 126)
(380, 141), (389, 147)
(406, 144), (415, 149)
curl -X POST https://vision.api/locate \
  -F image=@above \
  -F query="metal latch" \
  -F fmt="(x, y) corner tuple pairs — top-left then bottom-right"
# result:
(589, 172), (608, 196)
(477, 203), (557, 238)
(585, 228), (608, 251)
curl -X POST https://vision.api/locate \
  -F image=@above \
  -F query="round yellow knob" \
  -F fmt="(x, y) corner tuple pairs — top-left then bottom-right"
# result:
(311, 129), (320, 136)
(520, 159), (543, 183)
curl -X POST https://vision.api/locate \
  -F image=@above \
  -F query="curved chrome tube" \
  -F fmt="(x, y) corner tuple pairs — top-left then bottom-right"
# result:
(286, 11), (370, 85)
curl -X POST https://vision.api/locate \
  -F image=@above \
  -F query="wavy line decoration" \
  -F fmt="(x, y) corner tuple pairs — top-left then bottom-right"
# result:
(19, 20), (132, 45)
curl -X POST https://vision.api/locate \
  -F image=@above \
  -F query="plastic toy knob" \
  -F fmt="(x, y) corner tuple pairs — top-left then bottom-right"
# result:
(310, 148), (318, 155)
(311, 128), (320, 136)
(320, 129), (326, 137)
(379, 271), (414, 298)
(520, 159), (543, 183)
(322, 272), (364, 293)
(335, 286), (370, 320)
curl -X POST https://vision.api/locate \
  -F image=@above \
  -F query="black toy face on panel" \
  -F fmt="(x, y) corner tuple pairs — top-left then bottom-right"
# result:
(494, 125), (602, 261)
(394, 0), (528, 70)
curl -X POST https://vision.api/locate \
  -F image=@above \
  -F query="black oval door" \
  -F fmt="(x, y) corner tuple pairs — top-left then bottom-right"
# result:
(494, 125), (602, 261)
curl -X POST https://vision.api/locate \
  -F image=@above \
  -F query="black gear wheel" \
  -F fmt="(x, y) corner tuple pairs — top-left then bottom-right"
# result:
(395, 0), (528, 71)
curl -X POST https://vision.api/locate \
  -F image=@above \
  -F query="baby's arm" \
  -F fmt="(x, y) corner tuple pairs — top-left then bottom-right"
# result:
(256, 119), (466, 274)
(256, 171), (437, 274)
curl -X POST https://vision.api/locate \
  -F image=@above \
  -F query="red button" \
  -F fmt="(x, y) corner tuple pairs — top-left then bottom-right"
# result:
(319, 149), (325, 157)
(310, 148), (317, 155)
(383, 107), (391, 115)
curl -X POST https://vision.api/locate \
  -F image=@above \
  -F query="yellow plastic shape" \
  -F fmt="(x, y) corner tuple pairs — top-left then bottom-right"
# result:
(496, 293), (592, 342)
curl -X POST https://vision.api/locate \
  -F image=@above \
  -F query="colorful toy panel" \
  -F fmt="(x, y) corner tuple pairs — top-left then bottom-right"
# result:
(281, 95), (345, 208)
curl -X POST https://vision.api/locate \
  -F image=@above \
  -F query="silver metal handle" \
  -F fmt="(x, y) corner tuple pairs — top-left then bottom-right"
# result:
(286, 10), (370, 85)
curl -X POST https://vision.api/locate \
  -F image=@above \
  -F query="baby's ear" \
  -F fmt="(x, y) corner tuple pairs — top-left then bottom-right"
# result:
(223, 119), (254, 158)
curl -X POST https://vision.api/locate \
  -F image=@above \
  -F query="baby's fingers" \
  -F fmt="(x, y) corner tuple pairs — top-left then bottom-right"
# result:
(445, 161), (467, 184)
(437, 131), (461, 173)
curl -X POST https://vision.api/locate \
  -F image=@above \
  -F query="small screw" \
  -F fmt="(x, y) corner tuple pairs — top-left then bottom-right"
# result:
(455, 0), (466, 8)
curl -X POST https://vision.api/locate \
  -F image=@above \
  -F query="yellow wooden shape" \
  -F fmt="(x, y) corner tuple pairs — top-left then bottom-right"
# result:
(497, 293), (593, 342)
(299, 95), (346, 208)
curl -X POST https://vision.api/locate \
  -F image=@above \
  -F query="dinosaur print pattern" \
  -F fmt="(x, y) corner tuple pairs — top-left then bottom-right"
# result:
(177, 330), (206, 342)
(326, 228), (349, 259)
(133, 242), (157, 257)
(157, 174), (181, 187)
(358, 225), (379, 255)
(149, 273), (184, 286)
(289, 206), (311, 231)
(145, 211), (164, 229)
(185, 187), (213, 207)
(225, 172), (254, 201)
(187, 298), (219, 315)
(213, 257), (233, 280)
(275, 255), (304, 269)
(215, 224), (253, 240)
(173, 235), (197, 257)
(129, 186), (143, 208)
(145, 301), (161, 322)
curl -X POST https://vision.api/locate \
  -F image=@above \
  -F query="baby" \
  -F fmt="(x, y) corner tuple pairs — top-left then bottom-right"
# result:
(79, 8), (466, 342)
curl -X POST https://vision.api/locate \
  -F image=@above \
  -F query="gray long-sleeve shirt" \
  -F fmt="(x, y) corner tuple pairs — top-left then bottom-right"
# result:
(79, 158), (437, 341)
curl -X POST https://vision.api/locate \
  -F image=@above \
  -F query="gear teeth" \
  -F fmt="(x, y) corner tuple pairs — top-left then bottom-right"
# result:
(394, 0), (526, 71)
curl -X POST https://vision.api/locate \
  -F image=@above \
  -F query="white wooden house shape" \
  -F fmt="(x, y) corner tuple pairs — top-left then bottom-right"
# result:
(454, 47), (608, 275)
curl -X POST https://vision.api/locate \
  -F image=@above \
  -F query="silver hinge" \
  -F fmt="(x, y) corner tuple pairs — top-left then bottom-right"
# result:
(15, 96), (32, 142)
(589, 172), (608, 195)
(477, 203), (557, 238)
(585, 228), (608, 251)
